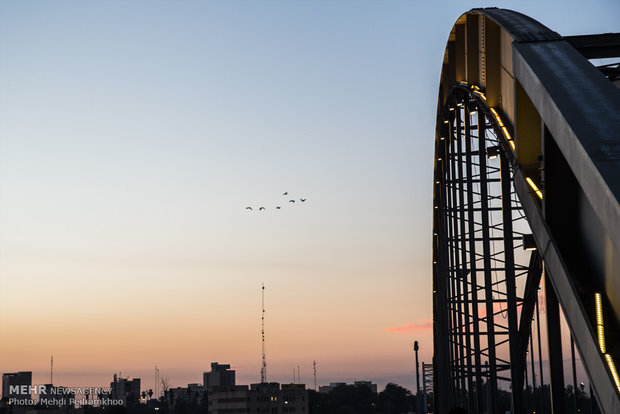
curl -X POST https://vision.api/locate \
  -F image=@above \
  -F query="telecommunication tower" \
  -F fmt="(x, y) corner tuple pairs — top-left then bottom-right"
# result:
(313, 361), (317, 391)
(261, 283), (267, 383)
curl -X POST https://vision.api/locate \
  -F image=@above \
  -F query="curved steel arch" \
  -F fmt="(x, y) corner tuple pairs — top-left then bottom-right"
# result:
(432, 8), (620, 414)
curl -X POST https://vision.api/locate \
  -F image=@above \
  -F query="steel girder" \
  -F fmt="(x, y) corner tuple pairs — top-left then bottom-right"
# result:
(434, 86), (533, 413)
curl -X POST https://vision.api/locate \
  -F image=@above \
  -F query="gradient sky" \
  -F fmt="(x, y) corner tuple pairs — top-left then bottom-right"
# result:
(1, 0), (618, 395)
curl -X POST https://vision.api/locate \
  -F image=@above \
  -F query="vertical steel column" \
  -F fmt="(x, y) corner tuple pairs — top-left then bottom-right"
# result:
(571, 335), (577, 414)
(477, 105), (498, 414)
(524, 356), (531, 413)
(466, 106), (484, 414)
(545, 271), (566, 413)
(434, 118), (452, 414)
(530, 317), (538, 413)
(500, 150), (524, 414)
(450, 105), (466, 405)
(536, 292), (547, 414)
(447, 108), (461, 403)
(457, 103), (475, 410)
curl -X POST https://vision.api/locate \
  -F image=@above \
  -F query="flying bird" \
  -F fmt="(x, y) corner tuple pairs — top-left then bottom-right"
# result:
(283, 192), (288, 195)
(259, 207), (266, 211)
(289, 199), (295, 203)
(276, 206), (281, 209)
(300, 198), (307, 202)
(246, 207), (253, 211)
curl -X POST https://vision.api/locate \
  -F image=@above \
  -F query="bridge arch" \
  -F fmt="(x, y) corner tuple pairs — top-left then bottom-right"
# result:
(432, 8), (620, 414)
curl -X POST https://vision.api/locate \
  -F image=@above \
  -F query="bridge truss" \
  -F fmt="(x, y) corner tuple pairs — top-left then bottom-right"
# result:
(432, 9), (620, 414)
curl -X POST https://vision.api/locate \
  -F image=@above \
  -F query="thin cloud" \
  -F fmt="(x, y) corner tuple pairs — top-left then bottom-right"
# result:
(386, 319), (433, 334)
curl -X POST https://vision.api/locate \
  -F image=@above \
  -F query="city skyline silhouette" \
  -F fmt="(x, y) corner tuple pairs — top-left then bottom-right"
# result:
(0, 0), (618, 398)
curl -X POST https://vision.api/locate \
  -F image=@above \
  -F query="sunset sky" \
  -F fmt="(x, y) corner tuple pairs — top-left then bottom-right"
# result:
(1, 0), (618, 394)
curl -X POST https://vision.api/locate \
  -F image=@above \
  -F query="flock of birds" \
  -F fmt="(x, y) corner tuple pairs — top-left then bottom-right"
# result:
(245, 191), (307, 211)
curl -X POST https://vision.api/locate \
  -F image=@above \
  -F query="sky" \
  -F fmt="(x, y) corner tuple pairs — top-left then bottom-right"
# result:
(0, 0), (618, 395)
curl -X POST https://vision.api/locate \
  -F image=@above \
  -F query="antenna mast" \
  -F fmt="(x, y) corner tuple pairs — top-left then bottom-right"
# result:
(313, 361), (317, 391)
(261, 283), (267, 383)
(51, 356), (53, 385)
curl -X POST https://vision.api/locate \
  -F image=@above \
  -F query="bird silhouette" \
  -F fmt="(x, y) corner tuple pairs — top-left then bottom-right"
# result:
(259, 207), (266, 211)
(283, 192), (288, 195)
(246, 207), (253, 211)
(300, 198), (307, 202)
(289, 200), (295, 203)
(276, 206), (281, 209)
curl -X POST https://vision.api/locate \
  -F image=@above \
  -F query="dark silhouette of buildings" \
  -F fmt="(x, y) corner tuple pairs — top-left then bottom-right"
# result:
(204, 362), (236, 390)
(1, 371), (32, 403)
(109, 374), (140, 406)
(318, 380), (377, 394)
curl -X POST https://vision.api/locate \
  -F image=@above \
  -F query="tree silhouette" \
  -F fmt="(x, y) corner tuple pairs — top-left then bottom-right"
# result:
(378, 383), (414, 414)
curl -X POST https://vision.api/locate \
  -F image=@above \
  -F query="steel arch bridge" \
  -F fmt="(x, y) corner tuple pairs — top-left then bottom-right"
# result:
(432, 8), (620, 414)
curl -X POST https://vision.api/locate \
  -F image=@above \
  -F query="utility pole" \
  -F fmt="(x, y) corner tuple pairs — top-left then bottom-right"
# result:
(414, 341), (421, 414)
(414, 341), (420, 394)
(423, 362), (428, 414)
